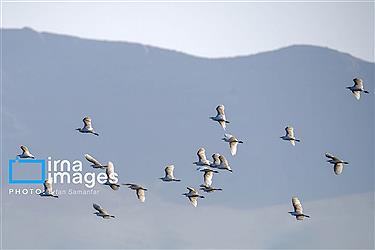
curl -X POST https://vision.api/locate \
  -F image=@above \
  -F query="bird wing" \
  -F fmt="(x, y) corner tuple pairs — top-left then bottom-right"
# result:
(84, 154), (102, 166)
(212, 153), (221, 163)
(188, 196), (198, 207)
(353, 78), (363, 89)
(83, 116), (93, 129)
(136, 189), (146, 202)
(216, 105), (225, 116)
(187, 187), (196, 193)
(127, 184), (140, 190)
(20, 145), (30, 154)
(229, 141), (238, 156)
(292, 197), (303, 214)
(93, 203), (105, 213)
(325, 152), (339, 162)
(219, 120), (227, 130)
(197, 148), (208, 162)
(296, 215), (305, 220)
(106, 162), (116, 181)
(110, 184), (120, 191)
(204, 171), (213, 187)
(334, 163), (344, 175)
(286, 127), (294, 137)
(352, 90), (361, 100)
(43, 178), (53, 194)
(219, 155), (228, 166)
(93, 204), (109, 215)
(165, 165), (175, 178)
(224, 133), (233, 141)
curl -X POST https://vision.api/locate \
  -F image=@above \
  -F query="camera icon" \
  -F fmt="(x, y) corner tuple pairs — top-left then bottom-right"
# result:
(8, 157), (46, 184)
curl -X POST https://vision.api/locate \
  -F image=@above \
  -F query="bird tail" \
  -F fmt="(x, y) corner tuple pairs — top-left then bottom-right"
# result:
(364, 90), (369, 93)
(93, 132), (99, 136)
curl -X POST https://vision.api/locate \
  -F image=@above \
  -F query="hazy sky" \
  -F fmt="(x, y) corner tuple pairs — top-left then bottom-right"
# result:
(2, 1), (374, 61)
(1, 12), (374, 248)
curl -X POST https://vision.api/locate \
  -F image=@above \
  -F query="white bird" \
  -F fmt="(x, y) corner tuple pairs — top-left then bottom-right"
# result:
(200, 185), (223, 193)
(288, 197), (310, 220)
(193, 148), (212, 169)
(182, 187), (205, 207)
(84, 154), (107, 169)
(17, 145), (35, 159)
(325, 152), (349, 175)
(210, 153), (221, 168)
(104, 161), (120, 190)
(200, 168), (219, 187)
(280, 126), (300, 146)
(216, 155), (233, 172)
(346, 78), (369, 100)
(76, 116), (99, 136)
(93, 203), (115, 219)
(210, 105), (230, 130)
(124, 184), (147, 202)
(160, 165), (181, 182)
(39, 178), (58, 198)
(222, 134), (243, 156)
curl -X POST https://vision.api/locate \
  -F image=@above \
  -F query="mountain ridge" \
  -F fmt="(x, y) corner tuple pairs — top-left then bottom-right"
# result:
(2, 27), (372, 64)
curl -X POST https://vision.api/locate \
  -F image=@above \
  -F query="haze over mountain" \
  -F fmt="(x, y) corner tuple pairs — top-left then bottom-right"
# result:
(1, 28), (374, 249)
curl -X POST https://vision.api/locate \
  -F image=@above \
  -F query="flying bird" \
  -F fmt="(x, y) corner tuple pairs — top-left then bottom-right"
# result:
(210, 153), (221, 168)
(280, 126), (300, 146)
(325, 152), (349, 175)
(216, 155), (233, 172)
(17, 145), (35, 159)
(210, 105), (230, 130)
(200, 185), (223, 193)
(182, 187), (205, 207)
(200, 168), (219, 187)
(193, 148), (212, 169)
(124, 184), (147, 202)
(76, 116), (99, 136)
(84, 154), (107, 169)
(93, 203), (115, 219)
(346, 78), (369, 100)
(104, 161), (120, 190)
(222, 134), (243, 156)
(288, 197), (310, 220)
(39, 178), (58, 198)
(160, 165), (181, 182)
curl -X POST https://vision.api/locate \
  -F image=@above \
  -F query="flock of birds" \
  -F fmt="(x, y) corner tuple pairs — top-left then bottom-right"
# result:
(15, 77), (369, 220)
